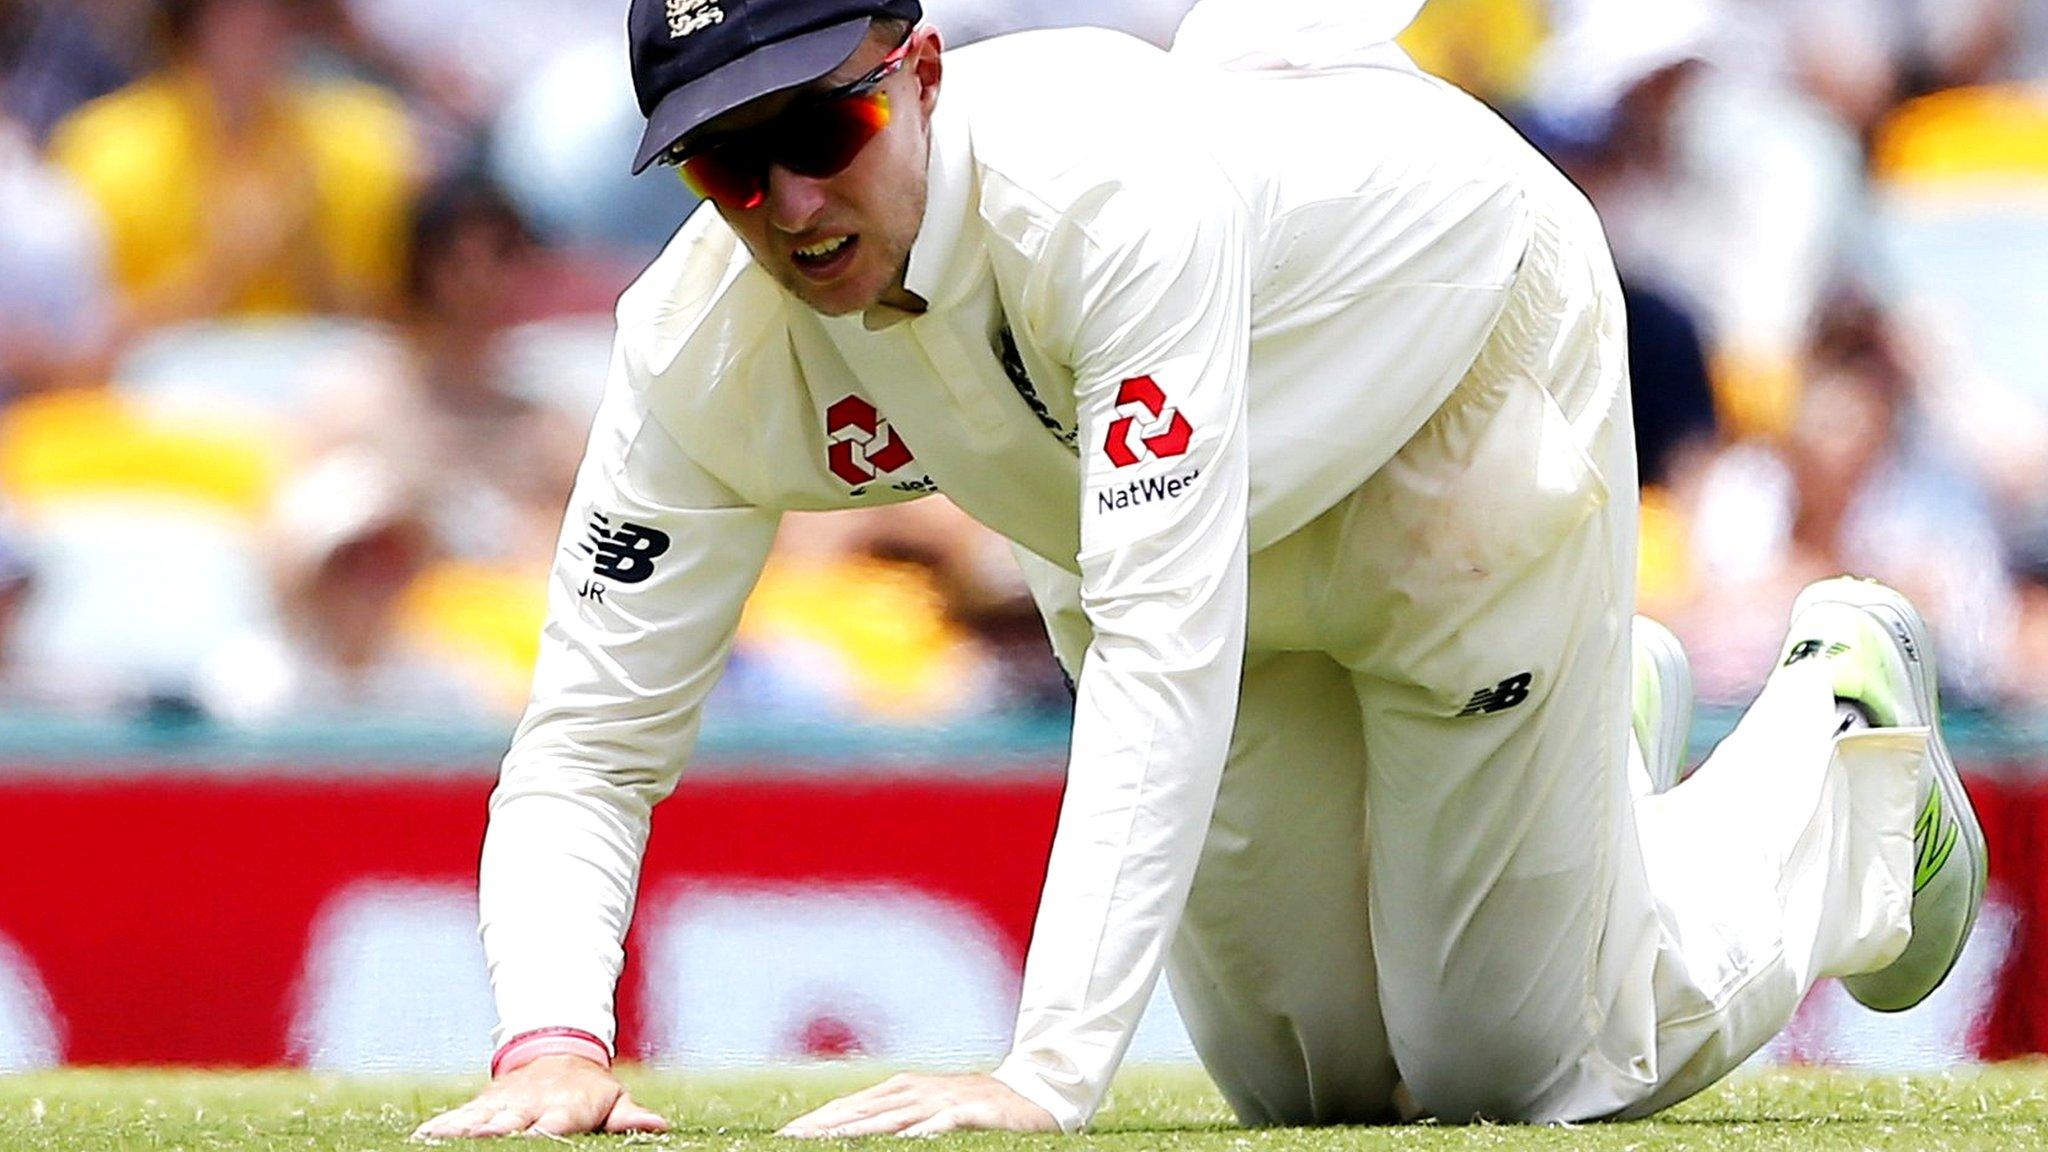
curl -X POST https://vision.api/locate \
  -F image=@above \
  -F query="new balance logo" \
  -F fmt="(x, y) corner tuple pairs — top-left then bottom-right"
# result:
(578, 512), (670, 586)
(1782, 639), (1851, 667)
(1457, 672), (1533, 717)
(1890, 621), (1921, 664)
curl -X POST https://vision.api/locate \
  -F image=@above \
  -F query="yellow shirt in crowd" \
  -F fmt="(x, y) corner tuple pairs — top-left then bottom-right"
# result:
(50, 69), (415, 318)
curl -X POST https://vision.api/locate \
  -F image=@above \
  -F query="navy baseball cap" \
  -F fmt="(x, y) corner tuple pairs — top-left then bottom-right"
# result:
(628, 0), (923, 174)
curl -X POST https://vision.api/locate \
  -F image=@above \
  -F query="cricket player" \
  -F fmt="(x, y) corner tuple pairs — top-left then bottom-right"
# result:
(415, 0), (1987, 1138)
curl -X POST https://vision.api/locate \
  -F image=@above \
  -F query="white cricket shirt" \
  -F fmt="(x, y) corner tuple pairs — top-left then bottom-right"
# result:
(481, 27), (1553, 1129)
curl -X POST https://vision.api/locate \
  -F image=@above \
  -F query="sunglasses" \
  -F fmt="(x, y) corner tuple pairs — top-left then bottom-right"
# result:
(661, 35), (915, 210)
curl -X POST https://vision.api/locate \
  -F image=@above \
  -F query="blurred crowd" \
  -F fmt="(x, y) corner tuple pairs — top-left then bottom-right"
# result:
(0, 0), (2041, 733)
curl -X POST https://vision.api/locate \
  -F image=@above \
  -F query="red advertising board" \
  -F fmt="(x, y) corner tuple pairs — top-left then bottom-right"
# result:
(0, 770), (1063, 1067)
(0, 765), (2041, 1071)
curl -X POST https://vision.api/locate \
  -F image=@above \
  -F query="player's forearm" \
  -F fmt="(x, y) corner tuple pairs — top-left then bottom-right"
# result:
(479, 779), (658, 1050)
(996, 630), (1246, 1128)
(995, 515), (1249, 1128)
(476, 418), (773, 1057)
(478, 662), (708, 1052)
(479, 699), (691, 1050)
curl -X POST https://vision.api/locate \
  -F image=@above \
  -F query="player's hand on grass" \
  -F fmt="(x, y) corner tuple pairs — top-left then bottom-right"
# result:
(410, 1054), (669, 1140)
(777, 1071), (1058, 1138)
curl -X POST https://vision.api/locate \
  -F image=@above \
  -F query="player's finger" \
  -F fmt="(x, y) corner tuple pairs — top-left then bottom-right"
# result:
(805, 1103), (941, 1138)
(525, 1104), (581, 1136)
(604, 1092), (672, 1134)
(471, 1106), (540, 1138)
(898, 1106), (965, 1138)
(814, 1077), (919, 1113)
(410, 1110), (458, 1140)
(905, 1094), (1043, 1138)
(410, 1115), (454, 1140)
(411, 1100), (496, 1140)
(778, 1083), (914, 1136)
(777, 1107), (856, 1139)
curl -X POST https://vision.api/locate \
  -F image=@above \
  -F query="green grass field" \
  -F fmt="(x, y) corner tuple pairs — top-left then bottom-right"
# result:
(5, 1064), (2048, 1152)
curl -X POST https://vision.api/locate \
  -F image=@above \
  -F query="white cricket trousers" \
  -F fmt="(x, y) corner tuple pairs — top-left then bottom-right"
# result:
(1028, 186), (1928, 1124)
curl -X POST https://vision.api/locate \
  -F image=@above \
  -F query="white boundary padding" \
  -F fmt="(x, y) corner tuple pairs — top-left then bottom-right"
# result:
(0, 933), (60, 1070)
(287, 881), (495, 1073)
(640, 883), (1019, 1066)
(1752, 897), (2017, 1071)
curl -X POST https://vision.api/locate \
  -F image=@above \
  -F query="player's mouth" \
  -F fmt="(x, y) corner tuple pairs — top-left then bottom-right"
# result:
(790, 234), (858, 281)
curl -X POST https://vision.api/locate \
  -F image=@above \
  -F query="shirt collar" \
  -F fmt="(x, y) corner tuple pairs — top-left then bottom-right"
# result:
(862, 87), (978, 328)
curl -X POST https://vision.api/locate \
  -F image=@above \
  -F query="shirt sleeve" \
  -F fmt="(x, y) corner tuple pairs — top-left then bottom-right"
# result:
(991, 167), (1252, 1129)
(479, 338), (781, 1054)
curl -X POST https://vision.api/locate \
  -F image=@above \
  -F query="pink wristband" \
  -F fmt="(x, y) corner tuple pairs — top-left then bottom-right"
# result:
(491, 1028), (612, 1078)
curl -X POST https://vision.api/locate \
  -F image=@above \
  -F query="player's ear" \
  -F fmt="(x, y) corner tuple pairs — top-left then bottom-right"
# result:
(911, 25), (943, 117)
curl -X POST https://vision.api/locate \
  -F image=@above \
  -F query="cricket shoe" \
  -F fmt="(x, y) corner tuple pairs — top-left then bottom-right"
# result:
(1781, 576), (1988, 1013)
(1632, 615), (1693, 794)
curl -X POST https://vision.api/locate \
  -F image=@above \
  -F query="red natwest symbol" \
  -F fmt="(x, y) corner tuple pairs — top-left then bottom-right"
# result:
(1102, 375), (1193, 468)
(825, 395), (916, 486)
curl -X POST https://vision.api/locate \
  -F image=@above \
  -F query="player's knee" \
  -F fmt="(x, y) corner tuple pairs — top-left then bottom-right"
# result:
(1388, 1012), (1578, 1123)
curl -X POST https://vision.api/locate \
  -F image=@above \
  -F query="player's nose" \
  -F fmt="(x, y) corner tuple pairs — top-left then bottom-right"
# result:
(764, 164), (829, 235)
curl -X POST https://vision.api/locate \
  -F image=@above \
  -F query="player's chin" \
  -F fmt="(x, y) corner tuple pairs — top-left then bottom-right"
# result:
(794, 283), (880, 317)
(778, 261), (885, 316)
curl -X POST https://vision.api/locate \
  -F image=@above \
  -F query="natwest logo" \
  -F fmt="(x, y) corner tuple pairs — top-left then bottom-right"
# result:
(1102, 375), (1192, 468)
(825, 395), (917, 487)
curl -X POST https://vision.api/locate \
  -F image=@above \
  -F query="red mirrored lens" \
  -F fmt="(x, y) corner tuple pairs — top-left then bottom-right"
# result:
(676, 145), (765, 209)
(674, 91), (892, 210)
(777, 91), (892, 177)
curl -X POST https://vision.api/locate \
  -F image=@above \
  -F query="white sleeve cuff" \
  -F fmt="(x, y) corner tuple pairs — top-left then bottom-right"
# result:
(992, 1055), (1090, 1134)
